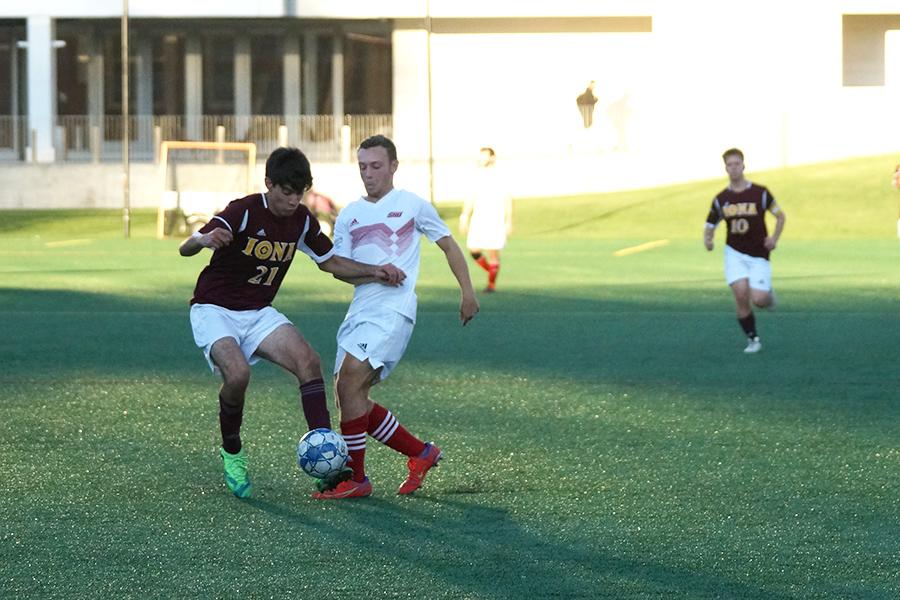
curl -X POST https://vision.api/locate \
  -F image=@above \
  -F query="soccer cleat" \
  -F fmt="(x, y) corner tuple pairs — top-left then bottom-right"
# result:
(744, 337), (762, 354)
(312, 477), (372, 500)
(315, 466), (354, 492)
(483, 286), (496, 294)
(398, 443), (442, 495)
(220, 447), (252, 498)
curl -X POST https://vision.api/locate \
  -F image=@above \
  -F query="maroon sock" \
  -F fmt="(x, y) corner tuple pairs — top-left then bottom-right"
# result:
(341, 415), (369, 482)
(219, 394), (244, 454)
(475, 256), (491, 272)
(738, 313), (757, 338)
(367, 403), (426, 457)
(299, 378), (331, 431)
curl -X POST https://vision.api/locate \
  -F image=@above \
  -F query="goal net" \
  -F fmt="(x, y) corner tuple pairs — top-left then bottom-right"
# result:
(156, 141), (257, 238)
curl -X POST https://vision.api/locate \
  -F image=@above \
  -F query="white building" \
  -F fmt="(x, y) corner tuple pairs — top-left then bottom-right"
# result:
(1, 1), (898, 207)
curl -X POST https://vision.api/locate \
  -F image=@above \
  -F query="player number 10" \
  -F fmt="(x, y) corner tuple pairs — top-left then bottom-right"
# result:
(730, 218), (749, 234)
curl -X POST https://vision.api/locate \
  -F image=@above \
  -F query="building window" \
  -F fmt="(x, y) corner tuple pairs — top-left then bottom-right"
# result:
(203, 35), (234, 115)
(154, 33), (184, 115)
(251, 35), (282, 114)
(344, 31), (391, 114)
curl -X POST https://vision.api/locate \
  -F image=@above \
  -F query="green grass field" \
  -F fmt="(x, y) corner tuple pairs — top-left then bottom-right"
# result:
(2, 155), (898, 599)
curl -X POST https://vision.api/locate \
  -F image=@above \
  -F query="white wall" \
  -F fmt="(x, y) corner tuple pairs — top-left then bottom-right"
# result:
(388, 1), (900, 202)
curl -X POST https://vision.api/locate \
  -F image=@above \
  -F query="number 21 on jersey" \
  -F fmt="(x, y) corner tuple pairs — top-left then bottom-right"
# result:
(248, 266), (279, 286)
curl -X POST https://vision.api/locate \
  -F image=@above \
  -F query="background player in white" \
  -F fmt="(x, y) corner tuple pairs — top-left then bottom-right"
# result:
(458, 147), (514, 293)
(704, 148), (786, 354)
(313, 135), (480, 500)
(179, 147), (405, 499)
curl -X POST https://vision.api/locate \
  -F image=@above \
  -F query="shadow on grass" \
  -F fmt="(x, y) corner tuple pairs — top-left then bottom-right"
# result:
(243, 493), (792, 599)
(4, 285), (899, 398)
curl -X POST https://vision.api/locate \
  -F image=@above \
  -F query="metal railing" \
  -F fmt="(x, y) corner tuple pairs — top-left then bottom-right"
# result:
(0, 114), (393, 163)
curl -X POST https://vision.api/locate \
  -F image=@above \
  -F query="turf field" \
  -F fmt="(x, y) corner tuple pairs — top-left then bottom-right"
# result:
(1, 155), (898, 598)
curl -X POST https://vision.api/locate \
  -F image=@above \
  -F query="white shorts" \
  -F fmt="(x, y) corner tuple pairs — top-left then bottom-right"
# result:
(724, 245), (772, 291)
(466, 221), (507, 251)
(334, 307), (415, 382)
(190, 303), (291, 372)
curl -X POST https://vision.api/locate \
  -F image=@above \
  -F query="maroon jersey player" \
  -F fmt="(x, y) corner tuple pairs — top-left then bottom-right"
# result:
(704, 148), (786, 354)
(179, 147), (405, 499)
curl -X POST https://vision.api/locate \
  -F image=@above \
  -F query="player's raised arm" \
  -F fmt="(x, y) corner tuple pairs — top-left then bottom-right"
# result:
(435, 235), (479, 325)
(179, 227), (233, 256)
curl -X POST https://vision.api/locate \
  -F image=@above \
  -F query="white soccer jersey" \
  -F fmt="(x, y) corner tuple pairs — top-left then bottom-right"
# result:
(333, 188), (451, 322)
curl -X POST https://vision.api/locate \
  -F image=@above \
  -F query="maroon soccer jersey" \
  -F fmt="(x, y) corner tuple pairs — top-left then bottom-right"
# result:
(706, 184), (778, 260)
(191, 193), (334, 310)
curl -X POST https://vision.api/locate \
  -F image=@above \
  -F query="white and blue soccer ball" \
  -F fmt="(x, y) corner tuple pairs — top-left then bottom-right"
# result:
(296, 428), (349, 479)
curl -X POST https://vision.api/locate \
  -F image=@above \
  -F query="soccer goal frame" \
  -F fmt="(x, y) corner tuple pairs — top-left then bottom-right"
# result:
(156, 140), (257, 239)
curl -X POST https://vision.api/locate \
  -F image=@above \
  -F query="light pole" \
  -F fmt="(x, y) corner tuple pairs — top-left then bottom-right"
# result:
(425, 0), (435, 205)
(121, 0), (130, 238)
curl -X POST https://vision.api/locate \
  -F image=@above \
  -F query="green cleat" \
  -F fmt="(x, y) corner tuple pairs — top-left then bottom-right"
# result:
(315, 466), (353, 493)
(220, 447), (253, 498)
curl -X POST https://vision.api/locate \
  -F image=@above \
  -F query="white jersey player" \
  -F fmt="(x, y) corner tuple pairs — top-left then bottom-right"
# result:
(313, 135), (479, 500)
(459, 147), (513, 292)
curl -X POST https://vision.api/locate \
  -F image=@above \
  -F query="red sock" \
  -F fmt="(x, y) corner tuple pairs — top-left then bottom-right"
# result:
(488, 263), (500, 288)
(475, 256), (491, 272)
(367, 403), (426, 457)
(340, 415), (369, 482)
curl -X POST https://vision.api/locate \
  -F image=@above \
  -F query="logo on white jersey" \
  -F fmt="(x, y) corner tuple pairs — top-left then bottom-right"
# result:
(357, 342), (368, 352)
(387, 211), (403, 218)
(350, 218), (359, 226)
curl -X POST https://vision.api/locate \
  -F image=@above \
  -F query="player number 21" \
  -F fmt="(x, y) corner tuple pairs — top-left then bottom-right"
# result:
(248, 265), (279, 286)
(730, 218), (749, 234)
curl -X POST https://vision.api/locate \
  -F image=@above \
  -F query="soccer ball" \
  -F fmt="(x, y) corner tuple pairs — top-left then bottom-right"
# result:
(296, 428), (349, 479)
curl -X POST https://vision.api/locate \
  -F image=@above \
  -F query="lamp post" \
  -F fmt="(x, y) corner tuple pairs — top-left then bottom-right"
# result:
(122, 0), (130, 238)
(425, 0), (435, 205)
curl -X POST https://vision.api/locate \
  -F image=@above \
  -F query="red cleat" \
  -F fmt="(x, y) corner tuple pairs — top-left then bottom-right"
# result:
(312, 477), (372, 500)
(398, 443), (442, 495)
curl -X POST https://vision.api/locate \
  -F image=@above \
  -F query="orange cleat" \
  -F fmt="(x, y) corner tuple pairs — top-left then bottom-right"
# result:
(398, 443), (442, 495)
(312, 477), (372, 500)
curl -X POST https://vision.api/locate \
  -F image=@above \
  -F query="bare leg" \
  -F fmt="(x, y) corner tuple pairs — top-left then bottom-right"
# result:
(750, 288), (774, 309)
(255, 323), (322, 384)
(255, 323), (330, 430)
(730, 278), (753, 318)
(210, 337), (251, 452)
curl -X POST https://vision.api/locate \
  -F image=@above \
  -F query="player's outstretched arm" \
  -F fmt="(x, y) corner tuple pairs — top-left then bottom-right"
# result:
(179, 228), (233, 256)
(435, 235), (479, 325)
(319, 255), (406, 286)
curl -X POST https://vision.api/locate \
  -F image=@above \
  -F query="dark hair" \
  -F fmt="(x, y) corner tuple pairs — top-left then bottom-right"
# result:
(722, 148), (744, 162)
(265, 147), (313, 193)
(359, 135), (397, 162)
(479, 147), (496, 157)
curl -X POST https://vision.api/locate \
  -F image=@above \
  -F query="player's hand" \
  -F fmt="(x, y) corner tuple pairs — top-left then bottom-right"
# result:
(764, 236), (777, 251)
(460, 294), (479, 326)
(202, 228), (233, 249)
(375, 263), (406, 286)
(704, 239), (713, 251)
